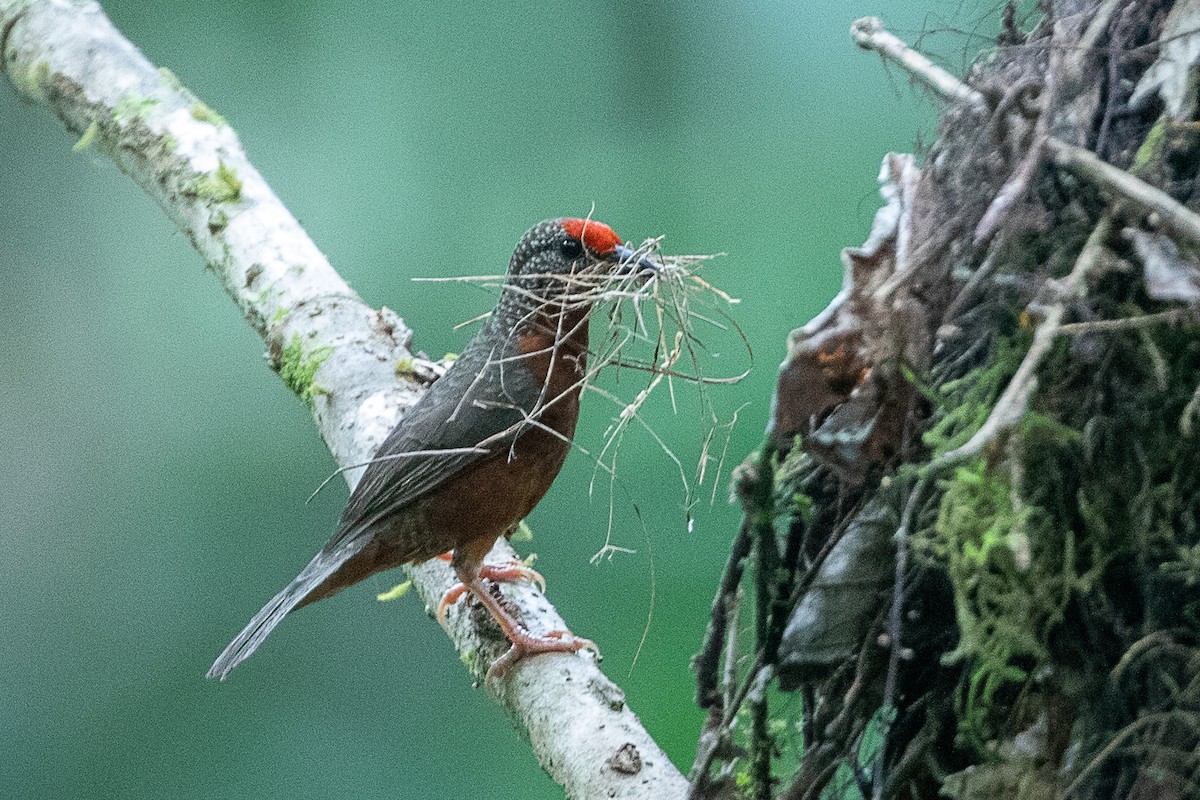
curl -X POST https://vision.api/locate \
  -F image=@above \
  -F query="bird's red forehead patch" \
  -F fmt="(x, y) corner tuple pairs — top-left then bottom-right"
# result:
(562, 218), (621, 255)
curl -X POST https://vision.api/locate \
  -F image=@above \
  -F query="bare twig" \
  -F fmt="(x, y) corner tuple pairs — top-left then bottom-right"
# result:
(1093, 4), (1131, 160)
(971, 63), (1055, 251)
(851, 17), (988, 112)
(748, 664), (776, 800)
(943, 248), (1005, 329)
(1182, 381), (1200, 437)
(939, 216), (1113, 463)
(1049, 138), (1200, 248)
(1077, 0), (1126, 58)
(881, 707), (936, 799)
(749, 447), (779, 800)
(688, 654), (768, 800)
(871, 477), (930, 800)
(1059, 307), (1193, 334)
(722, 593), (742, 717)
(973, 67), (1053, 252)
(973, 134), (1049, 248)
(695, 518), (754, 712)
(689, 444), (792, 799)
(1062, 711), (1200, 798)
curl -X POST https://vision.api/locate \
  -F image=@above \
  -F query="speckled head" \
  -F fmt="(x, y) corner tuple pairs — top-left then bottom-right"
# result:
(507, 217), (616, 275)
(499, 217), (654, 310)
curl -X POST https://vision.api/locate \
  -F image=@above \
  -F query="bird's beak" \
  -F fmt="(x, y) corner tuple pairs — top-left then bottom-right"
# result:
(612, 243), (661, 277)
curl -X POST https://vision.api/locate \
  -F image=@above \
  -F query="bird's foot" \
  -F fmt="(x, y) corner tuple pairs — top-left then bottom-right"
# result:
(435, 560), (546, 625)
(487, 629), (600, 680)
(479, 560), (546, 592)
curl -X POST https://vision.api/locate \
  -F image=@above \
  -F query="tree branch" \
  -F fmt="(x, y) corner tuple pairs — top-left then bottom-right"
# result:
(0, 1), (686, 797)
(850, 17), (987, 112)
(939, 216), (1113, 463)
(1049, 137), (1200, 248)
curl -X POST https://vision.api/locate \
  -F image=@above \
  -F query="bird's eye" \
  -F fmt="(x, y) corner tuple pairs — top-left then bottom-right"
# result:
(559, 237), (583, 260)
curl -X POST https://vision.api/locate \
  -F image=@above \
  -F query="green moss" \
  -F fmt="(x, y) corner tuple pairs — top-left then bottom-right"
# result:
(113, 92), (159, 124)
(21, 61), (51, 102)
(161, 133), (178, 152)
(1159, 542), (1200, 587)
(212, 162), (242, 201)
(183, 161), (242, 204)
(157, 67), (182, 90)
(1131, 115), (1167, 175)
(395, 358), (416, 379)
(923, 336), (1026, 458)
(190, 101), (226, 127)
(72, 121), (98, 152)
(375, 580), (412, 601)
(933, 460), (1046, 750)
(278, 336), (333, 407)
(919, 307), (1200, 756)
(457, 648), (482, 675)
(910, 334), (1085, 751)
(792, 491), (814, 523)
(268, 308), (289, 327)
(246, 285), (278, 308)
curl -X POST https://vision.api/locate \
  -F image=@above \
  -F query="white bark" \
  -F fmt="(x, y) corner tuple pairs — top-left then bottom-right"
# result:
(850, 17), (987, 112)
(0, 1), (687, 797)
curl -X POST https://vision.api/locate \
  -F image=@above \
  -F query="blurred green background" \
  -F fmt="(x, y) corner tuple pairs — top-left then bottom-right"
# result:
(1, 1), (999, 797)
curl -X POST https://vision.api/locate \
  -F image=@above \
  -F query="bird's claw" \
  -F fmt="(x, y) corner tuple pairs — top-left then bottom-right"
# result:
(435, 582), (470, 625)
(435, 560), (546, 625)
(431, 556), (597, 678)
(478, 560), (546, 593)
(486, 630), (601, 680)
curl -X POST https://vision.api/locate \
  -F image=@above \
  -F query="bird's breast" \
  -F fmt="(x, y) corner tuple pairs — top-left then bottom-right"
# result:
(513, 309), (590, 443)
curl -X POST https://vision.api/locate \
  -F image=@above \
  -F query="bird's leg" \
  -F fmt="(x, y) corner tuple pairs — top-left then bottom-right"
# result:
(435, 552), (546, 624)
(435, 550), (544, 586)
(467, 580), (599, 679)
(437, 542), (598, 679)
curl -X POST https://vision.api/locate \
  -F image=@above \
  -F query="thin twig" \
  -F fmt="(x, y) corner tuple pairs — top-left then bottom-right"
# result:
(851, 17), (988, 112)
(881, 704), (936, 799)
(1077, 0), (1127, 65)
(1181, 381), (1200, 437)
(722, 592), (742, 715)
(973, 30), (1060, 250)
(749, 446), (778, 800)
(1058, 307), (1193, 334)
(1093, 4), (1128, 160)
(871, 476), (930, 800)
(1049, 138), (1200, 248)
(940, 216), (1113, 463)
(764, 509), (808, 663)
(695, 518), (754, 710)
(973, 136), (1049, 249)
(943, 248), (1005, 329)
(1062, 711), (1200, 798)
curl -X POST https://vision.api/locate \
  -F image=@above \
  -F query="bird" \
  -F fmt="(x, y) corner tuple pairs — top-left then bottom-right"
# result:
(208, 217), (659, 681)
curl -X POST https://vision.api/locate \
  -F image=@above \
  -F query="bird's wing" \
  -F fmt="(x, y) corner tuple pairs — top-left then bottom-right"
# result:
(326, 333), (539, 550)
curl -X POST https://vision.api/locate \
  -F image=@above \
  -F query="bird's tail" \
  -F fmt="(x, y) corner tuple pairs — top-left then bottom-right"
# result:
(207, 542), (364, 681)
